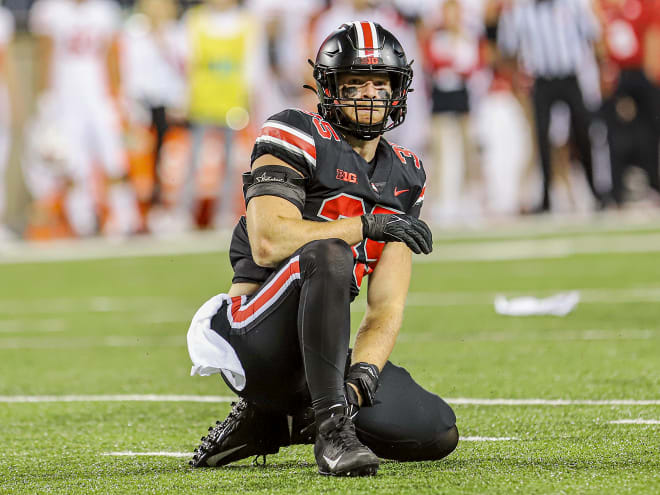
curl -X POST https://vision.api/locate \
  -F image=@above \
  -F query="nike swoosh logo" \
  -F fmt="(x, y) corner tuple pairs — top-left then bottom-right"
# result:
(323, 454), (342, 470)
(206, 444), (247, 466)
(394, 187), (409, 197)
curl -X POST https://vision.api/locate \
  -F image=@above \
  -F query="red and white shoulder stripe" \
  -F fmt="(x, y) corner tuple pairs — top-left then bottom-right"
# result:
(414, 183), (426, 206)
(351, 21), (381, 57)
(256, 120), (316, 170)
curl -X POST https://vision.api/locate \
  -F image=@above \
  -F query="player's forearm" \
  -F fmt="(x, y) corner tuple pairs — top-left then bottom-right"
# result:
(251, 215), (364, 268)
(352, 304), (404, 371)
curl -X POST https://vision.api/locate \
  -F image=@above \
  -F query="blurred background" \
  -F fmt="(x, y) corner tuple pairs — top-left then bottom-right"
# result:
(1, 0), (660, 242)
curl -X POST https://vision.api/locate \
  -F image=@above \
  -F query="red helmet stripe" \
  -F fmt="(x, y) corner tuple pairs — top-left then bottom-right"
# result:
(360, 21), (374, 55)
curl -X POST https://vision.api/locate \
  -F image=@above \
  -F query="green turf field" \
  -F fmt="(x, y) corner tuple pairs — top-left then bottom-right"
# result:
(1, 225), (659, 494)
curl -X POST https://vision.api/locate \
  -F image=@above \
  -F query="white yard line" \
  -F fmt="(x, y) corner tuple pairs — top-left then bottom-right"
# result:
(0, 395), (236, 403)
(0, 336), (184, 350)
(0, 296), (193, 315)
(0, 318), (68, 333)
(2, 327), (656, 350)
(403, 288), (660, 307)
(102, 436), (522, 458)
(2, 288), (660, 318)
(1, 395), (659, 405)
(416, 234), (660, 263)
(102, 452), (191, 458)
(102, 438), (522, 458)
(449, 399), (660, 406)
(461, 437), (519, 442)
(609, 419), (660, 424)
(395, 329), (658, 343)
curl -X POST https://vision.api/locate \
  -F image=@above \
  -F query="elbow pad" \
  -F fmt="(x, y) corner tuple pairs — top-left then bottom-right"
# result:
(243, 165), (307, 213)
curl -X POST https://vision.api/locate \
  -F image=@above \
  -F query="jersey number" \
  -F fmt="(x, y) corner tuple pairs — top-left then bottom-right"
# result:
(317, 193), (400, 288)
(303, 110), (341, 141)
(391, 143), (421, 169)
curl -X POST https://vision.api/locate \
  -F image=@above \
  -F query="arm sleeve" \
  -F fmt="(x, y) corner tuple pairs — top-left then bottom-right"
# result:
(250, 109), (316, 178)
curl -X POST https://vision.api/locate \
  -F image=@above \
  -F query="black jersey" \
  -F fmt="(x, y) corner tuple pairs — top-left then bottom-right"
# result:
(229, 109), (427, 299)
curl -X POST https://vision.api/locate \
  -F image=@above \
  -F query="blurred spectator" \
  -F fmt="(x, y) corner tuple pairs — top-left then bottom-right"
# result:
(499, 0), (607, 213)
(181, 0), (263, 229)
(246, 0), (325, 113)
(421, 0), (481, 224)
(594, 0), (660, 205)
(0, 6), (18, 239)
(121, 0), (187, 205)
(26, 0), (139, 237)
(474, 0), (532, 217)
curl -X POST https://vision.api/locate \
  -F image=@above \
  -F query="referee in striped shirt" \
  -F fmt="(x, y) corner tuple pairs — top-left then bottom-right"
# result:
(499, 0), (606, 212)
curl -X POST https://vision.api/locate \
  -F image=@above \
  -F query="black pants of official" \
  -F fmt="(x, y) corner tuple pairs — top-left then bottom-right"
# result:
(602, 69), (660, 204)
(532, 76), (602, 210)
(210, 239), (458, 462)
(149, 105), (169, 205)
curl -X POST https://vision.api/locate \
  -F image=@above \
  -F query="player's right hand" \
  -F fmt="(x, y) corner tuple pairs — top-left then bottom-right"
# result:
(361, 213), (433, 254)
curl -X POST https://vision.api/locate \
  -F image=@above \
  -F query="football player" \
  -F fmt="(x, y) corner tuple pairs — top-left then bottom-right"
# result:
(29, 0), (139, 236)
(187, 22), (458, 477)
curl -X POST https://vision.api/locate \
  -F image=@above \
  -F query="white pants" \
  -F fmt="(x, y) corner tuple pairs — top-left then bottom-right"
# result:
(475, 91), (532, 215)
(23, 92), (134, 236)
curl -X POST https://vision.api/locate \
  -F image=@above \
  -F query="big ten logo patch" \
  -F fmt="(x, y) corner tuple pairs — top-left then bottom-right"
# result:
(336, 169), (358, 184)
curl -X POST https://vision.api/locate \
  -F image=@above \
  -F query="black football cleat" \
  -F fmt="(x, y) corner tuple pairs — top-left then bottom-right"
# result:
(190, 399), (315, 468)
(314, 413), (379, 477)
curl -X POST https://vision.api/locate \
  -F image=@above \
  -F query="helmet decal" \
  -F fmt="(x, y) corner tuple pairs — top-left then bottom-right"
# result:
(351, 21), (380, 58)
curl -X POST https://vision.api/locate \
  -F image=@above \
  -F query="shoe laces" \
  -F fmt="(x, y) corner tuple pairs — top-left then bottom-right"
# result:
(326, 415), (363, 450)
(203, 400), (249, 445)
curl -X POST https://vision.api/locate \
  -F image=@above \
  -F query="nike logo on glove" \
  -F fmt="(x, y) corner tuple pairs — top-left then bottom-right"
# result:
(394, 187), (409, 197)
(323, 454), (342, 470)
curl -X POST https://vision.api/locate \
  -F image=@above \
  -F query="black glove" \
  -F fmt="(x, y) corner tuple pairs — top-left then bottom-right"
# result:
(344, 361), (380, 419)
(361, 213), (433, 254)
(345, 382), (361, 419)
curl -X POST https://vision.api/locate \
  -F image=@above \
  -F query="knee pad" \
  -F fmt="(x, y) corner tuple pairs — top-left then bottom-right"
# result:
(300, 238), (353, 281)
(356, 423), (459, 462)
(429, 424), (459, 460)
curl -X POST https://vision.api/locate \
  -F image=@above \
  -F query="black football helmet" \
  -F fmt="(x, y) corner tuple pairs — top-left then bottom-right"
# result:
(309, 22), (413, 141)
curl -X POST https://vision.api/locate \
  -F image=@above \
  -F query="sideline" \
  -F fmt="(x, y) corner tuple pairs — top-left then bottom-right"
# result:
(2, 216), (660, 265)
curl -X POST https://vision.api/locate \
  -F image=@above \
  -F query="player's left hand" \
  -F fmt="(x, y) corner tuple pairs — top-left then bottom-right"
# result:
(361, 213), (433, 254)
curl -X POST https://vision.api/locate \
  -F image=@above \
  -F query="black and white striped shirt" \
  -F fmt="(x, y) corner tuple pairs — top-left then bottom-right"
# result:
(498, 0), (600, 78)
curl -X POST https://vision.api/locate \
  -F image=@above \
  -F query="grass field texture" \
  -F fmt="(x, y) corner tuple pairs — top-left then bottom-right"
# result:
(1, 221), (659, 494)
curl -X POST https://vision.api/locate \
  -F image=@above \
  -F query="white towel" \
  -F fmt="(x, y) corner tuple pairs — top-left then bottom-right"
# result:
(187, 293), (246, 391)
(494, 291), (580, 317)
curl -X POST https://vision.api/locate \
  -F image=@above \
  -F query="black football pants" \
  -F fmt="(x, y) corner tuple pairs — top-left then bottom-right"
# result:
(210, 238), (458, 461)
(603, 69), (660, 204)
(532, 76), (602, 210)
